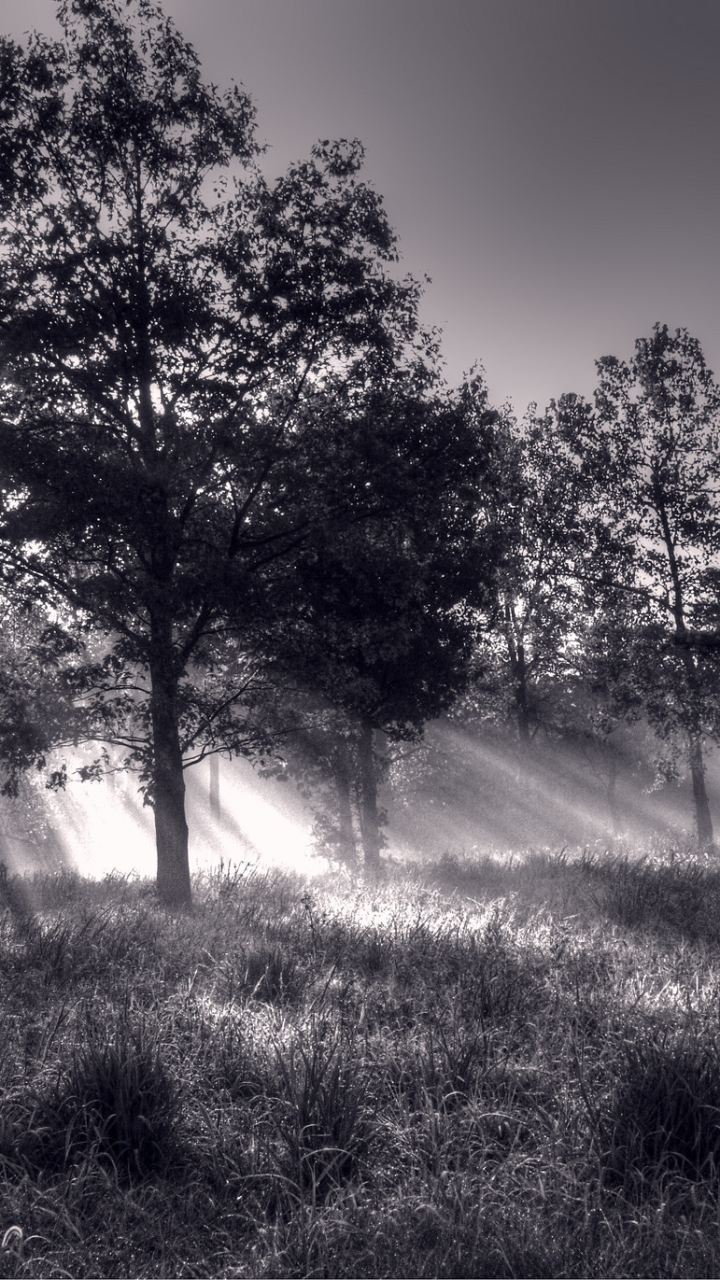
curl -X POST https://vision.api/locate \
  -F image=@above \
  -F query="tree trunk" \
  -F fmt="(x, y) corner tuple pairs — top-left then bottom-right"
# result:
(678, 648), (714, 851)
(149, 615), (191, 907)
(357, 719), (381, 872)
(209, 754), (221, 822)
(687, 729), (714, 850)
(681, 647), (714, 850)
(504, 602), (531, 746)
(335, 741), (357, 864)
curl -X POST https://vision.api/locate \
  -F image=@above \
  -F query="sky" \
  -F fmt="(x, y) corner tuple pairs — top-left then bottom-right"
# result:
(3, 0), (720, 417)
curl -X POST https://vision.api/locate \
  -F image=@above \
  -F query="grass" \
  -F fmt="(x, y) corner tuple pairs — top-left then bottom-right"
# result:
(2, 841), (720, 1275)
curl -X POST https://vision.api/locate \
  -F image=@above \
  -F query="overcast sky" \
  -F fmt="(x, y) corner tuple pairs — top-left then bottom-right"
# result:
(4, 0), (720, 417)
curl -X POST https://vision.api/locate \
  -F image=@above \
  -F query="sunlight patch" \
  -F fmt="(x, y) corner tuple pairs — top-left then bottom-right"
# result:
(49, 776), (156, 879)
(187, 757), (321, 876)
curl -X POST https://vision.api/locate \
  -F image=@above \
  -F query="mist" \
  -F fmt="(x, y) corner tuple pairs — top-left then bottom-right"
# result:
(0, 753), (320, 882)
(0, 717), (713, 886)
(385, 721), (716, 859)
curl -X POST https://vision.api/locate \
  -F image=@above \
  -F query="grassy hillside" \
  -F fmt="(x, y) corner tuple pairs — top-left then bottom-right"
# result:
(2, 842), (720, 1277)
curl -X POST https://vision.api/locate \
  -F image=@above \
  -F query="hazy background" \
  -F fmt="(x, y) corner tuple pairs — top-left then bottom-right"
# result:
(3, 0), (720, 415)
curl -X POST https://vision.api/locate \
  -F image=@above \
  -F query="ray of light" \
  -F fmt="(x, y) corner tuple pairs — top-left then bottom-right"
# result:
(16, 752), (323, 882)
(47, 772), (156, 879)
(386, 721), (703, 859)
(186, 756), (321, 875)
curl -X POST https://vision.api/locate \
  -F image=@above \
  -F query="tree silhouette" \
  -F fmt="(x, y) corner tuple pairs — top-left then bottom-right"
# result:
(0, 0), (425, 903)
(560, 325), (720, 849)
(244, 370), (507, 870)
(479, 406), (588, 746)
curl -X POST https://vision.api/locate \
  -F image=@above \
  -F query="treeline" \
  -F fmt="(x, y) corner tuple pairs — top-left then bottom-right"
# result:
(0, 1), (718, 903)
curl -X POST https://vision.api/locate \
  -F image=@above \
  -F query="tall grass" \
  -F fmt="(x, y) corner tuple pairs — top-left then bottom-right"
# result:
(1, 842), (720, 1276)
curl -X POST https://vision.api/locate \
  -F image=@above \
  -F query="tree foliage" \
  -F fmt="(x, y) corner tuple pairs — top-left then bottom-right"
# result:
(473, 405), (589, 743)
(0, 0), (434, 903)
(0, 0), (715, 873)
(560, 324), (720, 847)
(252, 369), (507, 867)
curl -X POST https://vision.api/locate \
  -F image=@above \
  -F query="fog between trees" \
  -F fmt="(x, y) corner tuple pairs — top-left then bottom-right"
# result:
(0, 1), (719, 903)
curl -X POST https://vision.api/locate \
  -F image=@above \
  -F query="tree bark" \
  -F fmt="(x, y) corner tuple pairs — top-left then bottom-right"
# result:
(335, 741), (357, 864)
(357, 719), (381, 872)
(687, 729), (714, 850)
(149, 613), (191, 907)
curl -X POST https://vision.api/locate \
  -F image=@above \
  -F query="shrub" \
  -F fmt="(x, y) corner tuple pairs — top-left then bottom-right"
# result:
(243, 944), (303, 1004)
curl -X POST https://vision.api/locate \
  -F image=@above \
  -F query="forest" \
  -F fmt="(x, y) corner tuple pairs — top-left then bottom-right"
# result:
(3, 4), (720, 1277)
(0, 0), (719, 902)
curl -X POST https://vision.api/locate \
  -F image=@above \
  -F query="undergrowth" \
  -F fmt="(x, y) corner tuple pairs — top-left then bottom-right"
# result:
(1, 841), (720, 1276)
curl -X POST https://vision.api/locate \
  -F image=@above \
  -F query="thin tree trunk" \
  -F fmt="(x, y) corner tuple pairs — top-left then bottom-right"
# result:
(504, 602), (531, 789)
(515, 643), (531, 746)
(680, 641), (714, 850)
(687, 729), (714, 850)
(209, 754), (221, 822)
(357, 719), (381, 872)
(149, 614), (191, 907)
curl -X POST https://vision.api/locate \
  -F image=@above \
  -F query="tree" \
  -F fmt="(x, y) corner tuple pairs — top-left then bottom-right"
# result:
(559, 324), (720, 849)
(557, 607), (654, 836)
(0, 0), (425, 904)
(471, 406), (589, 747)
(246, 369), (508, 871)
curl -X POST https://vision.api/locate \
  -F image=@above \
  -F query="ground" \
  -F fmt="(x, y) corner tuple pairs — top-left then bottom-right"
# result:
(1, 839), (719, 1278)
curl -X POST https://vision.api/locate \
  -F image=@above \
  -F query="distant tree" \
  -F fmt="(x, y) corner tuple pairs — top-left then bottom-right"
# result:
(0, 0), (427, 904)
(560, 324), (720, 849)
(0, 593), (83, 867)
(558, 607), (654, 834)
(486, 407), (589, 745)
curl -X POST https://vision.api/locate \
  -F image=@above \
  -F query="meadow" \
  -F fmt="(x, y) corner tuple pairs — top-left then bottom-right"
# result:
(2, 842), (720, 1277)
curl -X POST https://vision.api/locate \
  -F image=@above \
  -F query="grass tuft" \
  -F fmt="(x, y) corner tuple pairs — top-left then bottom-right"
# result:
(271, 1027), (371, 1201)
(25, 1024), (179, 1184)
(603, 1028), (720, 1195)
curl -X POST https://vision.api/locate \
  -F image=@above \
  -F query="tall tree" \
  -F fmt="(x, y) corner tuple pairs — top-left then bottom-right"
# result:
(560, 324), (720, 849)
(250, 370), (507, 870)
(0, 0), (423, 904)
(477, 407), (589, 747)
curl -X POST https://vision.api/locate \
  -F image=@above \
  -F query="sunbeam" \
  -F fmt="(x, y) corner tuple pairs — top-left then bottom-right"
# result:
(0, 753), (322, 882)
(186, 756), (320, 874)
